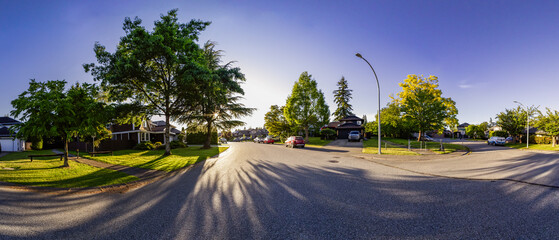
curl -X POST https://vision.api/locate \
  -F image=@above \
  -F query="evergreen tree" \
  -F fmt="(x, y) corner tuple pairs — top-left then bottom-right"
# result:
(332, 77), (353, 121)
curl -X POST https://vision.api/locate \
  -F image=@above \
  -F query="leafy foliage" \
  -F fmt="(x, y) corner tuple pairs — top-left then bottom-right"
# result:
(320, 128), (337, 140)
(284, 72), (330, 141)
(332, 76), (353, 121)
(496, 106), (537, 143)
(489, 130), (508, 138)
(367, 102), (413, 138)
(391, 75), (457, 141)
(134, 141), (156, 150)
(84, 9), (210, 155)
(465, 124), (486, 139)
(534, 108), (559, 146)
(264, 105), (294, 142)
(11, 80), (111, 167)
(179, 41), (254, 149)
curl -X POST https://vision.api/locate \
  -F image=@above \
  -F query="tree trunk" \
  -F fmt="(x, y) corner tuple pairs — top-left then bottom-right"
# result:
(63, 138), (69, 167)
(164, 113), (172, 156)
(203, 120), (212, 149)
(553, 135), (557, 147)
(304, 127), (309, 142)
(417, 130), (422, 141)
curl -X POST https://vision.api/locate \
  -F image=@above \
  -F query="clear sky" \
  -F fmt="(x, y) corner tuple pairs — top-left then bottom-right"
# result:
(1, 0), (558, 129)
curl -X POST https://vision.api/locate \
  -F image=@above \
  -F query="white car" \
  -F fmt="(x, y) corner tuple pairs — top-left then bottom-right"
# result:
(487, 136), (506, 146)
(348, 131), (361, 142)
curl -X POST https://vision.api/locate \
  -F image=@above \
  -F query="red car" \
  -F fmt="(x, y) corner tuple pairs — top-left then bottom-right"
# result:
(263, 136), (275, 144)
(285, 136), (305, 148)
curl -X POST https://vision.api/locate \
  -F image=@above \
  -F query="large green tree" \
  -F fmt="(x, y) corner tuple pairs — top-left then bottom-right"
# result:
(264, 105), (294, 142)
(11, 80), (111, 167)
(392, 75), (457, 141)
(179, 41), (254, 149)
(284, 72), (330, 141)
(332, 76), (353, 121)
(367, 102), (412, 138)
(534, 108), (559, 147)
(84, 9), (209, 155)
(496, 106), (537, 143)
(465, 124), (485, 139)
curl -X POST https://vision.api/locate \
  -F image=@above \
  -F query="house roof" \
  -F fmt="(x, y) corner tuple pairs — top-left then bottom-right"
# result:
(458, 123), (470, 128)
(0, 127), (12, 137)
(339, 115), (363, 122)
(171, 128), (181, 134)
(0, 117), (21, 125)
(326, 121), (341, 128)
(336, 122), (364, 129)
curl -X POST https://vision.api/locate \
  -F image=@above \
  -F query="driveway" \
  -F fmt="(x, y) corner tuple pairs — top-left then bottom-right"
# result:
(1, 142), (559, 239)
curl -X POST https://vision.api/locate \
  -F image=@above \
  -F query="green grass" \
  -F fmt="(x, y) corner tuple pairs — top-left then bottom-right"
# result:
(382, 138), (469, 154)
(74, 147), (228, 172)
(362, 138), (420, 155)
(0, 150), (138, 188)
(506, 143), (559, 151)
(305, 137), (333, 148)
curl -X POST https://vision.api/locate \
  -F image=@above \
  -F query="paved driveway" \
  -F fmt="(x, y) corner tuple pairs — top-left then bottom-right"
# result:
(1, 142), (559, 239)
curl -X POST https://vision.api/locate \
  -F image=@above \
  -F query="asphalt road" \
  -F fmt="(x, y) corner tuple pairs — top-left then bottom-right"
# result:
(1, 142), (559, 239)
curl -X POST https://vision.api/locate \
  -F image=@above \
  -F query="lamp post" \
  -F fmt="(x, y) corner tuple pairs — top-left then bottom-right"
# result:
(356, 53), (381, 154)
(514, 101), (529, 149)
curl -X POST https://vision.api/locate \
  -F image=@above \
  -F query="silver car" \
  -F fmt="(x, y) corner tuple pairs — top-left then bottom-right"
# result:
(348, 131), (361, 142)
(487, 136), (506, 146)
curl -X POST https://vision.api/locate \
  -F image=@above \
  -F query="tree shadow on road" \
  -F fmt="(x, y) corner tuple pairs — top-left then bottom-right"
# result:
(2, 157), (559, 239)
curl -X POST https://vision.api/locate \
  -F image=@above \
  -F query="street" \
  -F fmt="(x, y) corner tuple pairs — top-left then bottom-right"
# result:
(1, 142), (559, 239)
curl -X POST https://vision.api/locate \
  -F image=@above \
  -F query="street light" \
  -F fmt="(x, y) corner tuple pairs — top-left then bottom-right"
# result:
(356, 53), (381, 154)
(514, 101), (529, 149)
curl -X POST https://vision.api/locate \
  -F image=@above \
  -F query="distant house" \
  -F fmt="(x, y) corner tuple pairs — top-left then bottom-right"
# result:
(325, 115), (364, 139)
(0, 117), (25, 152)
(456, 123), (470, 138)
(109, 119), (180, 145)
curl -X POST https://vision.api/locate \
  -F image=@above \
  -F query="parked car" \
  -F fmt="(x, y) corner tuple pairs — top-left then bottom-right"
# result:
(219, 138), (227, 144)
(505, 137), (513, 143)
(263, 136), (275, 144)
(285, 136), (305, 148)
(348, 131), (361, 142)
(253, 137), (263, 143)
(487, 136), (506, 146)
(422, 135), (434, 141)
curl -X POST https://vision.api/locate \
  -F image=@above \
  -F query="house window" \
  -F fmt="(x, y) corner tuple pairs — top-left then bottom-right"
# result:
(357, 121), (362, 125)
(140, 132), (150, 142)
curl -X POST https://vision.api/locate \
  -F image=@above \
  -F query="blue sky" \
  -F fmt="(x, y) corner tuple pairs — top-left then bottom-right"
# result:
(1, 0), (558, 129)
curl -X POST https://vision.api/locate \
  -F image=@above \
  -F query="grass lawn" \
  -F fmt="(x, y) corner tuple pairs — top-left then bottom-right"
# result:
(382, 138), (469, 154)
(362, 138), (420, 155)
(75, 147), (229, 172)
(0, 150), (138, 188)
(305, 137), (333, 148)
(506, 143), (559, 151)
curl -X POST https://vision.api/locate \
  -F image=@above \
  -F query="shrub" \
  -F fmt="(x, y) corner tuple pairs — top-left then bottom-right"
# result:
(31, 138), (43, 150)
(489, 130), (508, 138)
(320, 128), (337, 140)
(134, 141), (155, 150)
(154, 142), (162, 148)
(170, 140), (187, 149)
(186, 131), (218, 145)
(535, 136), (551, 144)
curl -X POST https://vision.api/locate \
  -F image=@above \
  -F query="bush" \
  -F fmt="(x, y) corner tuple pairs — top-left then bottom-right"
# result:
(489, 130), (508, 138)
(134, 141), (155, 150)
(186, 131), (218, 145)
(170, 140), (187, 149)
(320, 128), (337, 140)
(535, 136), (552, 144)
(31, 138), (43, 150)
(154, 142), (162, 148)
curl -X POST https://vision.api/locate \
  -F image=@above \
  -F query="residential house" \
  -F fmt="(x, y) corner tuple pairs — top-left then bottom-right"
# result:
(456, 123), (470, 138)
(0, 117), (25, 152)
(325, 115), (364, 139)
(109, 119), (180, 145)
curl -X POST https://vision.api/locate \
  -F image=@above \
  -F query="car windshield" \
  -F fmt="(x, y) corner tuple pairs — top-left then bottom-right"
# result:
(350, 131), (359, 134)
(295, 137), (304, 140)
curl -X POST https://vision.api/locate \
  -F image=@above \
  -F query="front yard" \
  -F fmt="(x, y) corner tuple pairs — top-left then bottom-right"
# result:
(77, 147), (229, 172)
(383, 138), (468, 154)
(0, 150), (138, 188)
(506, 143), (559, 151)
(305, 137), (333, 148)
(362, 138), (419, 155)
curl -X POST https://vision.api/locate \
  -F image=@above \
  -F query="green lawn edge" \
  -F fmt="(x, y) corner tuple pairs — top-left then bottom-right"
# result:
(0, 150), (138, 188)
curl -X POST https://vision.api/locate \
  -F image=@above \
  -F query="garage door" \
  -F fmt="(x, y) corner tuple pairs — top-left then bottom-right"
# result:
(0, 139), (19, 152)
